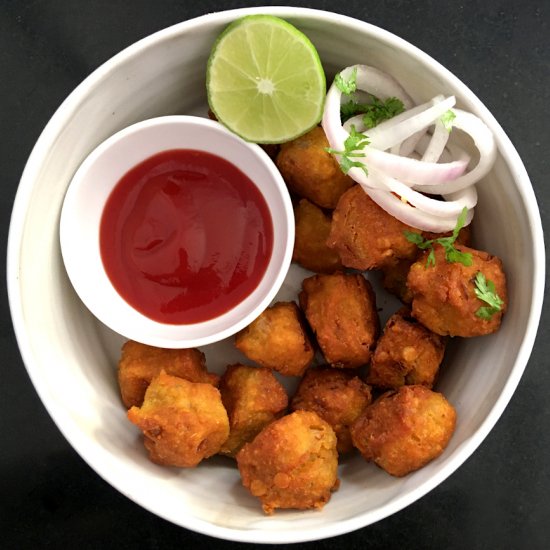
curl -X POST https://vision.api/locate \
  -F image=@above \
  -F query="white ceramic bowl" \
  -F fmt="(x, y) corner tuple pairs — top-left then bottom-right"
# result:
(60, 115), (293, 348)
(7, 6), (545, 544)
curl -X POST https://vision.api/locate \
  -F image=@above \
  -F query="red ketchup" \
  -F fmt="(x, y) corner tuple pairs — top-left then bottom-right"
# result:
(100, 149), (273, 324)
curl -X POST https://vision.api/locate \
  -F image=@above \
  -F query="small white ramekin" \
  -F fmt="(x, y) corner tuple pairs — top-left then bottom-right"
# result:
(60, 115), (294, 348)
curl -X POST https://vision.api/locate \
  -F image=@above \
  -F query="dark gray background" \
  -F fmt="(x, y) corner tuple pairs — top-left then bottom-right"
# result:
(1, 1), (549, 548)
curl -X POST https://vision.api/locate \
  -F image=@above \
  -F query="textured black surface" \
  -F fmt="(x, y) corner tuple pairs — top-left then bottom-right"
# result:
(1, 1), (549, 548)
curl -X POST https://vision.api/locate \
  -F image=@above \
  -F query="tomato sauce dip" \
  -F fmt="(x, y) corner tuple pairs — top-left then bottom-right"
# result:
(100, 149), (273, 324)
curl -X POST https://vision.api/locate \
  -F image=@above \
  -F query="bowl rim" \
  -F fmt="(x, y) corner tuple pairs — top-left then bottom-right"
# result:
(6, 5), (546, 544)
(59, 114), (294, 348)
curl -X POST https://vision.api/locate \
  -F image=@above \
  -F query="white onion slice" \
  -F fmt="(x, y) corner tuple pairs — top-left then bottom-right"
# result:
(363, 184), (475, 232)
(365, 146), (469, 186)
(397, 129), (426, 157)
(414, 108), (497, 194)
(421, 120), (450, 163)
(322, 79), (351, 145)
(322, 64), (496, 232)
(366, 95), (454, 151)
(367, 167), (477, 217)
(344, 96), (447, 152)
(414, 132), (455, 163)
(348, 65), (415, 109)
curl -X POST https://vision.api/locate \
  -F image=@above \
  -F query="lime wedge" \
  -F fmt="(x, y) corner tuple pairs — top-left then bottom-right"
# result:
(206, 15), (326, 144)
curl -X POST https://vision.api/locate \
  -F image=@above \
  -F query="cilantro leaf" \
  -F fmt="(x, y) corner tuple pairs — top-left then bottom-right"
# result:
(339, 155), (368, 174)
(403, 231), (427, 247)
(326, 125), (370, 175)
(445, 247), (473, 266)
(340, 96), (405, 126)
(344, 125), (370, 151)
(340, 100), (369, 121)
(334, 67), (357, 94)
(404, 207), (472, 267)
(362, 97), (405, 129)
(474, 272), (504, 319)
(452, 205), (468, 240)
(426, 249), (436, 267)
(440, 110), (456, 132)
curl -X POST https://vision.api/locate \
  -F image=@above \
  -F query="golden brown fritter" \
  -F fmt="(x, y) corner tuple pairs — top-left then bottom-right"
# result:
(293, 199), (343, 273)
(351, 385), (456, 477)
(407, 244), (507, 337)
(381, 227), (472, 304)
(127, 371), (229, 468)
(219, 364), (288, 457)
(367, 308), (446, 389)
(290, 366), (372, 453)
(234, 302), (314, 377)
(276, 126), (354, 208)
(299, 272), (379, 368)
(327, 185), (420, 270)
(381, 258), (415, 304)
(117, 340), (219, 409)
(236, 410), (339, 514)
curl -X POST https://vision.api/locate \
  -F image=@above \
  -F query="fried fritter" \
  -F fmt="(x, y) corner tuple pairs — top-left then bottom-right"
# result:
(219, 364), (288, 457)
(327, 185), (420, 270)
(236, 410), (339, 514)
(127, 371), (229, 468)
(380, 226), (472, 304)
(117, 340), (219, 409)
(299, 272), (379, 368)
(293, 199), (343, 273)
(290, 366), (372, 453)
(276, 126), (354, 208)
(367, 308), (446, 389)
(407, 244), (507, 337)
(235, 301), (314, 377)
(381, 258), (415, 304)
(351, 385), (456, 477)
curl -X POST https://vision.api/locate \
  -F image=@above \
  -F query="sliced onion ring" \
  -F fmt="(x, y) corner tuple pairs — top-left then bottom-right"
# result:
(363, 184), (475, 232)
(322, 64), (496, 232)
(367, 167), (477, 218)
(414, 108), (497, 194)
(366, 95), (455, 151)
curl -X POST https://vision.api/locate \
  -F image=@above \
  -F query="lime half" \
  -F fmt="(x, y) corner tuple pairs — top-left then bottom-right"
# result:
(206, 15), (326, 144)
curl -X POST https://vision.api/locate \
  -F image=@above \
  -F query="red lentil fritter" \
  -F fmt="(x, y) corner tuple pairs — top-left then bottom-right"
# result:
(351, 385), (456, 477)
(234, 301), (314, 377)
(327, 185), (420, 270)
(290, 366), (372, 453)
(276, 126), (354, 209)
(236, 410), (339, 514)
(407, 244), (507, 337)
(367, 308), (446, 390)
(117, 340), (219, 409)
(293, 199), (343, 274)
(299, 272), (380, 368)
(127, 371), (229, 468)
(218, 364), (288, 457)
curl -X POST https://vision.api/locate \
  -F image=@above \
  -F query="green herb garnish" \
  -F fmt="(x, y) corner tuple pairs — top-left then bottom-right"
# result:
(334, 67), (357, 94)
(474, 272), (504, 319)
(440, 109), (456, 132)
(326, 125), (370, 175)
(362, 97), (405, 128)
(404, 207), (472, 267)
(340, 96), (405, 126)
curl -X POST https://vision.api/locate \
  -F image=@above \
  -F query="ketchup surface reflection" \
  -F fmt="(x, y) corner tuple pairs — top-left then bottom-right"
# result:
(100, 149), (273, 324)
